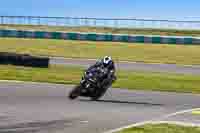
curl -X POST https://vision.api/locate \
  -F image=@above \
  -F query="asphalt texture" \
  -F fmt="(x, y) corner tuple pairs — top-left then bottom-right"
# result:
(0, 81), (200, 133)
(1, 57), (200, 133)
(164, 112), (200, 126)
(50, 57), (200, 75)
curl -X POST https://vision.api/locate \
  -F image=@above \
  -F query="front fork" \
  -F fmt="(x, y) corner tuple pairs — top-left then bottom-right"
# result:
(80, 78), (99, 94)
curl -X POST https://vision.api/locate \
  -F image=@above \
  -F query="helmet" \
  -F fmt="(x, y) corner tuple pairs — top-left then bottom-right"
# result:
(103, 56), (112, 66)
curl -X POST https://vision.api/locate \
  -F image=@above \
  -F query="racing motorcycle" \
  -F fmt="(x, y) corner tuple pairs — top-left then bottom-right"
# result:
(68, 66), (111, 101)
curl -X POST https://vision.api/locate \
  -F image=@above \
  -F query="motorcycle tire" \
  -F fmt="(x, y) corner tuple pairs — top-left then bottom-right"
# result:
(68, 85), (81, 100)
(91, 87), (108, 101)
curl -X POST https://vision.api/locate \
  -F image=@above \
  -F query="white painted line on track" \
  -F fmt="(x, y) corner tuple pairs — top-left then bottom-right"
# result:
(0, 79), (68, 86)
(104, 108), (200, 133)
(0, 79), (45, 84)
(161, 108), (200, 119)
(104, 121), (152, 133)
(151, 121), (200, 127)
(50, 57), (200, 68)
(50, 57), (97, 61)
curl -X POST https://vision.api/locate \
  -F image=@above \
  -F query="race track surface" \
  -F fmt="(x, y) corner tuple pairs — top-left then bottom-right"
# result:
(0, 81), (200, 133)
(50, 57), (200, 75)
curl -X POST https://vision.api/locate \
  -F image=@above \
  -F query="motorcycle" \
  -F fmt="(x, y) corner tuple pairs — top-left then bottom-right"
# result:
(68, 67), (111, 101)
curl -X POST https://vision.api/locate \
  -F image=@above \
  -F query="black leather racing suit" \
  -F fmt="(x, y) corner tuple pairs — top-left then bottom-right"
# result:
(87, 59), (117, 88)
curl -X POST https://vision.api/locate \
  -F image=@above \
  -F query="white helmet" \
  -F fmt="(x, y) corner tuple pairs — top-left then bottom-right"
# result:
(103, 56), (112, 66)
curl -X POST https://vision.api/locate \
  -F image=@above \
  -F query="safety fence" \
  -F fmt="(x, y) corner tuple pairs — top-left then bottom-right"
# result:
(0, 29), (200, 45)
(1, 16), (200, 30)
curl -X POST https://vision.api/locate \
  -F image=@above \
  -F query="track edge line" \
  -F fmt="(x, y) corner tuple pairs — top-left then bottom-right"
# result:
(104, 108), (200, 133)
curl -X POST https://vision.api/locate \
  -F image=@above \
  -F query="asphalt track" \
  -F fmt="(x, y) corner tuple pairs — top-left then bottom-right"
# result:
(0, 81), (200, 133)
(1, 57), (200, 133)
(50, 57), (200, 75)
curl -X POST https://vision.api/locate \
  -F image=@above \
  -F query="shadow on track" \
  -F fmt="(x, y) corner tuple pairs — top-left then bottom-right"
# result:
(79, 99), (163, 106)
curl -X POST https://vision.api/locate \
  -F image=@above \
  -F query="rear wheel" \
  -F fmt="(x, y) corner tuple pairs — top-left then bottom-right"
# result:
(68, 85), (81, 100)
(91, 79), (112, 101)
(91, 87), (108, 101)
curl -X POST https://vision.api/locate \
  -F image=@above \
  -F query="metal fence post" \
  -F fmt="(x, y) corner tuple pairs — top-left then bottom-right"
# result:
(38, 17), (41, 25)
(23, 16), (26, 25)
(84, 18), (87, 26)
(114, 19), (118, 28)
(1, 16), (4, 24)
(65, 18), (68, 26)
(55, 18), (58, 26)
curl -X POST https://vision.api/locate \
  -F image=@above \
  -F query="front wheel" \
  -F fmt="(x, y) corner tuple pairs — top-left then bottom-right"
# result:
(68, 85), (81, 100)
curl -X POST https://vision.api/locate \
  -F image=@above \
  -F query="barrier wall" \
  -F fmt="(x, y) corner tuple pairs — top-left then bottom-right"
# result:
(0, 52), (49, 68)
(0, 29), (200, 45)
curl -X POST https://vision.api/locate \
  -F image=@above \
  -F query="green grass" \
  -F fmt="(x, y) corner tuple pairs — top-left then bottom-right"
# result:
(118, 124), (200, 133)
(192, 110), (200, 115)
(1, 24), (200, 37)
(1, 65), (200, 94)
(1, 38), (200, 65)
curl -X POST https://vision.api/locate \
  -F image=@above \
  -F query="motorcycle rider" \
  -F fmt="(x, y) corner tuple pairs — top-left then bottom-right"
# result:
(87, 56), (117, 88)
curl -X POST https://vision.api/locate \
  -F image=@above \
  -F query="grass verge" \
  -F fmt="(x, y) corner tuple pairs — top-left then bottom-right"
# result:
(192, 110), (200, 115)
(1, 24), (200, 37)
(1, 38), (200, 65)
(0, 65), (200, 94)
(117, 124), (200, 133)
